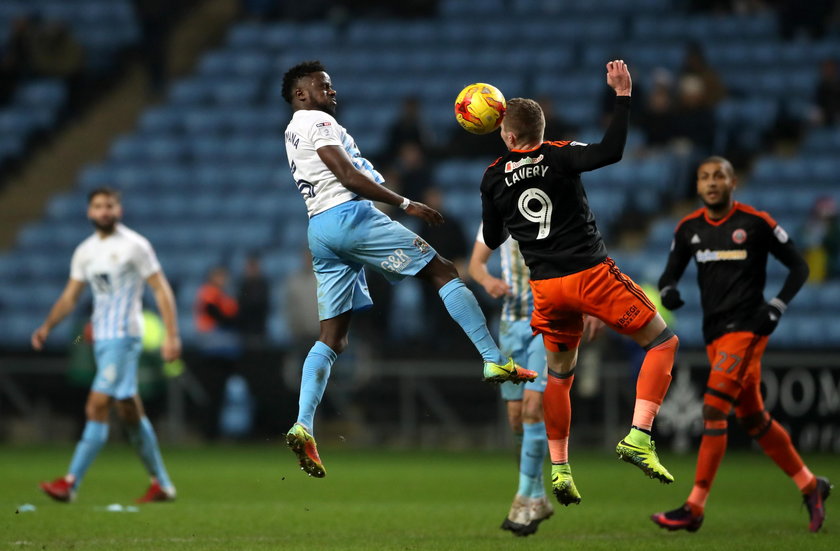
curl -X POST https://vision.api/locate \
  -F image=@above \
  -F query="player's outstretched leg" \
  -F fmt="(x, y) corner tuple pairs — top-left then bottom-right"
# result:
(286, 423), (325, 478)
(435, 278), (537, 384)
(804, 476), (832, 533)
(651, 504), (704, 532)
(483, 357), (538, 384)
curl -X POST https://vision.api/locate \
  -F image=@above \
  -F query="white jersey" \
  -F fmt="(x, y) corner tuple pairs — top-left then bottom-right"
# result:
(476, 226), (533, 322)
(70, 224), (161, 340)
(284, 109), (384, 217)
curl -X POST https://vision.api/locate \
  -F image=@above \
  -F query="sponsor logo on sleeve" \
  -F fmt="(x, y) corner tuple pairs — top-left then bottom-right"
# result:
(316, 121), (333, 137)
(773, 225), (789, 243)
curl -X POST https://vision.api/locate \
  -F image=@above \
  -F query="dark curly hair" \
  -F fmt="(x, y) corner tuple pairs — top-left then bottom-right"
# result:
(281, 60), (327, 104)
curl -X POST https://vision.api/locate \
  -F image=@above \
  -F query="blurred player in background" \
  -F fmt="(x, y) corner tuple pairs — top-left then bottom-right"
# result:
(281, 60), (537, 478)
(480, 60), (679, 506)
(651, 156), (831, 533)
(470, 230), (605, 535)
(469, 230), (553, 536)
(32, 188), (179, 503)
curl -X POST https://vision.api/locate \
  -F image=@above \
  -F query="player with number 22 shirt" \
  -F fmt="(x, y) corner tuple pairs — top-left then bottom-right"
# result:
(480, 60), (679, 505)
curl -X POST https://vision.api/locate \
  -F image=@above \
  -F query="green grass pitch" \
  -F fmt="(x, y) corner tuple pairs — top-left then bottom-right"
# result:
(2, 444), (837, 550)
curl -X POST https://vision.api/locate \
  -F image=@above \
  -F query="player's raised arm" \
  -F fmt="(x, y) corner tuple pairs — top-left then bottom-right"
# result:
(146, 271), (181, 362)
(315, 145), (443, 226)
(557, 60), (632, 174)
(32, 278), (86, 350)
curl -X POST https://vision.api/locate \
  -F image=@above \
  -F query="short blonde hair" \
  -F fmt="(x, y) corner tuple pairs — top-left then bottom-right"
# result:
(504, 98), (545, 144)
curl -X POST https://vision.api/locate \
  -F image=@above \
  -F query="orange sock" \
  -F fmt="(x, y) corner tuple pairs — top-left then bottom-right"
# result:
(688, 419), (728, 515)
(544, 372), (573, 464)
(635, 335), (678, 428)
(755, 419), (813, 493)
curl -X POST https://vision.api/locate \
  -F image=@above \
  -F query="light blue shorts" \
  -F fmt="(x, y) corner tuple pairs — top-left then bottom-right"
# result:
(308, 200), (438, 320)
(499, 319), (547, 401)
(92, 337), (142, 399)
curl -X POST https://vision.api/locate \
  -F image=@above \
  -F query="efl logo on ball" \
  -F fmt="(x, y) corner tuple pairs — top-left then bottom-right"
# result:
(454, 83), (506, 135)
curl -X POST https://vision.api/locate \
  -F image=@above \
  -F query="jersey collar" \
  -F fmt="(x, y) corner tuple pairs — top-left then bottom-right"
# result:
(704, 202), (739, 226)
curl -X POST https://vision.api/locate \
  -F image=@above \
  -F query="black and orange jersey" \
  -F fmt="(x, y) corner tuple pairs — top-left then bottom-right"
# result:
(659, 202), (809, 343)
(480, 96), (631, 280)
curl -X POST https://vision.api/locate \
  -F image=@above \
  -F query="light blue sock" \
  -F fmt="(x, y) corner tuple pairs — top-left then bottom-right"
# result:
(68, 420), (109, 490)
(296, 341), (338, 433)
(438, 279), (506, 364)
(127, 417), (174, 489)
(521, 421), (547, 498)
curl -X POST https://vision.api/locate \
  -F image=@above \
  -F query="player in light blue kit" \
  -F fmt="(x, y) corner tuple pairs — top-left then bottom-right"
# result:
(33, 188), (179, 503)
(282, 60), (538, 478)
(470, 229), (552, 536)
(470, 227), (604, 536)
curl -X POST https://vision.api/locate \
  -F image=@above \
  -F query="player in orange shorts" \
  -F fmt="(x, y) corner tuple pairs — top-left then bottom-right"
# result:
(480, 60), (679, 507)
(651, 156), (831, 532)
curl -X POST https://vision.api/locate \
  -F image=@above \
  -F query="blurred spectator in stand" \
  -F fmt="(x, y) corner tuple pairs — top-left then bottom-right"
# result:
(237, 253), (270, 346)
(416, 187), (470, 349)
(673, 75), (716, 154)
(797, 196), (840, 283)
(384, 96), (434, 159)
(538, 94), (579, 140)
(680, 43), (726, 109)
(133, 0), (170, 96)
(194, 266), (240, 440)
(0, 16), (35, 106)
(815, 58), (840, 127)
(30, 21), (84, 80)
(640, 69), (679, 149)
(240, 0), (278, 20)
(392, 142), (433, 200)
(777, 0), (835, 40)
(29, 20), (85, 111)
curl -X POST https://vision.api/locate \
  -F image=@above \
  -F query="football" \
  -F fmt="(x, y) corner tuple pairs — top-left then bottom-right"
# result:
(454, 83), (506, 135)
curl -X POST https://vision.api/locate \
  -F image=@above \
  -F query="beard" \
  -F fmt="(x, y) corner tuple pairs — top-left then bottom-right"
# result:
(317, 101), (336, 117)
(701, 190), (731, 211)
(91, 218), (118, 233)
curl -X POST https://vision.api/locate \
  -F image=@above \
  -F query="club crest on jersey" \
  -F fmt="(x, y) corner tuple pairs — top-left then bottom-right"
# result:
(413, 237), (430, 254)
(505, 154), (544, 173)
(732, 228), (747, 244)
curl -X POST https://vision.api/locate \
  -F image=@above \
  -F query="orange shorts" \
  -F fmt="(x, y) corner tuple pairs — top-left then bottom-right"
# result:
(704, 332), (769, 414)
(529, 257), (657, 352)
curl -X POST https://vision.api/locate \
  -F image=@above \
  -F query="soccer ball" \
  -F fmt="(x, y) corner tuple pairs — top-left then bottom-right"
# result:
(454, 83), (506, 135)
